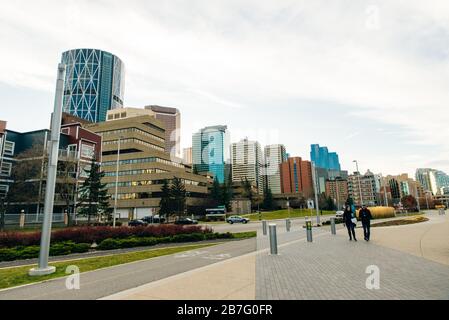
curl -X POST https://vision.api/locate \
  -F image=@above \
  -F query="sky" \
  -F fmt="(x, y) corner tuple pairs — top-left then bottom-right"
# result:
(0, 0), (448, 177)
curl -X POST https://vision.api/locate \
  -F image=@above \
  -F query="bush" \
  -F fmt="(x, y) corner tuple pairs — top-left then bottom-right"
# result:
(0, 224), (213, 248)
(0, 248), (18, 261)
(97, 238), (121, 251)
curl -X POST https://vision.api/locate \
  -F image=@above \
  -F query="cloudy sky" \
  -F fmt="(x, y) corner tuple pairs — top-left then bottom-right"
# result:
(1, 0), (448, 176)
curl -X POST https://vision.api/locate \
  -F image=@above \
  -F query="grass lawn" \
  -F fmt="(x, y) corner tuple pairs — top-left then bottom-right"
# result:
(243, 208), (335, 221)
(0, 243), (215, 290)
(231, 231), (257, 239)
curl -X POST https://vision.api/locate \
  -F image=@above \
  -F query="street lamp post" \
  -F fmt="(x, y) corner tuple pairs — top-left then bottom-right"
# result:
(113, 137), (122, 228)
(353, 160), (363, 207)
(29, 63), (66, 276)
(311, 162), (320, 225)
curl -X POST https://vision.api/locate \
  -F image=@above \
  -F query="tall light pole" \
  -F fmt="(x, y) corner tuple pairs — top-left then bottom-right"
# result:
(29, 63), (66, 276)
(353, 160), (363, 207)
(113, 137), (122, 228)
(311, 162), (320, 225)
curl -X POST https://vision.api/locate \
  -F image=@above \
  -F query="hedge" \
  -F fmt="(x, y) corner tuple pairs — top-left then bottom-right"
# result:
(0, 241), (91, 262)
(0, 225), (212, 248)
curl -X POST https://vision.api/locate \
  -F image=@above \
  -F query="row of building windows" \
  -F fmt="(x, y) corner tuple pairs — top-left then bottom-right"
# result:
(104, 168), (169, 177)
(103, 138), (165, 152)
(98, 127), (165, 143)
(105, 178), (206, 188)
(102, 157), (185, 169)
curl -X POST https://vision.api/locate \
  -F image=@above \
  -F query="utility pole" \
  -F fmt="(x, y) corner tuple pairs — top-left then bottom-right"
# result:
(311, 162), (320, 225)
(29, 63), (66, 276)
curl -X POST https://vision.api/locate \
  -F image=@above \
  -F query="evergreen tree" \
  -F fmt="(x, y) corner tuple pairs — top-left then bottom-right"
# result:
(221, 179), (233, 212)
(170, 177), (186, 217)
(77, 159), (111, 224)
(263, 187), (274, 211)
(159, 179), (172, 219)
(211, 177), (222, 204)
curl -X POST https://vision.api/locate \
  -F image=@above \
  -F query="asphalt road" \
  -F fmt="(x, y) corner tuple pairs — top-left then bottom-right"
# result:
(0, 238), (256, 300)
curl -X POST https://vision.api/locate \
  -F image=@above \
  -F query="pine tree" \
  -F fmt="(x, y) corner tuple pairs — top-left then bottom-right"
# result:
(221, 179), (233, 212)
(211, 177), (222, 204)
(77, 159), (111, 224)
(159, 179), (172, 219)
(263, 187), (274, 211)
(170, 177), (186, 218)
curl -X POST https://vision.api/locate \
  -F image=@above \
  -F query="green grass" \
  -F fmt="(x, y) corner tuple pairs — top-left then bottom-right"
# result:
(0, 243), (215, 290)
(230, 231), (257, 239)
(243, 208), (335, 221)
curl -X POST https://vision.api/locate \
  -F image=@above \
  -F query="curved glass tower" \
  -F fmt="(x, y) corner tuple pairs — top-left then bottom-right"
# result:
(61, 49), (125, 123)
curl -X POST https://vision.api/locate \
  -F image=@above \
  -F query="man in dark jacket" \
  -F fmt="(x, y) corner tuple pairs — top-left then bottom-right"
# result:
(343, 205), (357, 241)
(359, 205), (373, 241)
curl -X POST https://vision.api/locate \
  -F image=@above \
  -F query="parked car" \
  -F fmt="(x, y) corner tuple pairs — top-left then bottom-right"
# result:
(227, 216), (250, 224)
(128, 219), (147, 227)
(174, 218), (198, 225)
(142, 215), (166, 224)
(335, 211), (344, 219)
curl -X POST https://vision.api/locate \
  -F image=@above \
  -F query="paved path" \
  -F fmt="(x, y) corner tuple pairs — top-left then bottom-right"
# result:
(0, 239), (256, 300)
(256, 211), (449, 300)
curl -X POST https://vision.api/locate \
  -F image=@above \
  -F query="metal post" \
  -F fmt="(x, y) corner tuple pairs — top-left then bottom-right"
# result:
(29, 63), (66, 276)
(262, 220), (267, 236)
(330, 217), (336, 235)
(269, 224), (278, 255)
(113, 137), (121, 228)
(286, 218), (291, 232)
(306, 218), (313, 242)
(311, 162), (320, 225)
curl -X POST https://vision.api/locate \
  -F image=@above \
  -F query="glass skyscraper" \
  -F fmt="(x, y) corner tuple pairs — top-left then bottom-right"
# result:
(192, 125), (229, 183)
(310, 144), (341, 171)
(61, 49), (125, 123)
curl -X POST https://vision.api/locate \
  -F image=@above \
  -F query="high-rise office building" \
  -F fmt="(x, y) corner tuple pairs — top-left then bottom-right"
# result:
(145, 106), (181, 158)
(231, 138), (264, 194)
(310, 144), (341, 171)
(183, 147), (193, 165)
(192, 125), (229, 184)
(416, 168), (449, 195)
(264, 144), (287, 194)
(280, 157), (314, 198)
(62, 49), (125, 123)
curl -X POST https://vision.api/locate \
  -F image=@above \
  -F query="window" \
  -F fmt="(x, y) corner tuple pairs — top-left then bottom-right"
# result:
(3, 141), (14, 156)
(0, 185), (8, 199)
(0, 162), (12, 177)
(81, 143), (95, 159)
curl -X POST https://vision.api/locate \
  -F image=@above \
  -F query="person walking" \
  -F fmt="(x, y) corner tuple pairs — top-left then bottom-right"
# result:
(359, 205), (373, 241)
(343, 205), (357, 241)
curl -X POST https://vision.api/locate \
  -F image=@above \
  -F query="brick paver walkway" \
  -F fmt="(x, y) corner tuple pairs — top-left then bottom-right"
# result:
(256, 225), (449, 300)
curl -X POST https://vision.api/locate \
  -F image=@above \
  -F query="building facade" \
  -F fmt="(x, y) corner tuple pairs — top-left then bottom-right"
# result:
(280, 157), (314, 198)
(183, 147), (193, 166)
(264, 144), (287, 195)
(230, 138), (264, 194)
(62, 48), (125, 123)
(347, 170), (379, 207)
(192, 125), (229, 184)
(310, 144), (341, 171)
(88, 110), (208, 219)
(145, 106), (181, 158)
(383, 173), (425, 205)
(325, 178), (349, 210)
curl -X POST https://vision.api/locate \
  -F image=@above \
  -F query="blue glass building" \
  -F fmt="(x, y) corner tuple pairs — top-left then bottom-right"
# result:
(192, 125), (229, 183)
(61, 49), (125, 123)
(310, 144), (341, 171)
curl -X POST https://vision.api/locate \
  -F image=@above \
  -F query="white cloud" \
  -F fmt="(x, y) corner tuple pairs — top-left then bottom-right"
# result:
(0, 0), (448, 174)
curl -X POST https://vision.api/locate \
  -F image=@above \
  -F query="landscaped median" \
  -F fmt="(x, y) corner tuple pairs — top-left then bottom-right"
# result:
(0, 225), (257, 262)
(0, 243), (216, 290)
(243, 208), (336, 221)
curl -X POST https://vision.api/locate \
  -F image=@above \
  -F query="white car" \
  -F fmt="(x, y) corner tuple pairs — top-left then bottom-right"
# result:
(335, 211), (344, 219)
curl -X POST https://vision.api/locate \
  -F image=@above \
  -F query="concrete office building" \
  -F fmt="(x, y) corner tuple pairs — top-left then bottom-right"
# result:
(280, 157), (314, 198)
(145, 106), (181, 158)
(348, 170), (379, 207)
(230, 138), (264, 195)
(192, 125), (229, 184)
(62, 49), (125, 123)
(264, 144), (287, 195)
(183, 147), (193, 166)
(88, 109), (208, 219)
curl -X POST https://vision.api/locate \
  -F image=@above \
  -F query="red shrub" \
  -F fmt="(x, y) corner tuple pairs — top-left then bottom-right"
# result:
(0, 224), (212, 248)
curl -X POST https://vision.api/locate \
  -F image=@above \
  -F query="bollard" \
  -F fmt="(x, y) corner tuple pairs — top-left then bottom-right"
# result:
(262, 220), (267, 236)
(330, 217), (336, 235)
(306, 219), (313, 242)
(269, 224), (278, 255)
(286, 219), (291, 232)
(19, 210), (25, 229)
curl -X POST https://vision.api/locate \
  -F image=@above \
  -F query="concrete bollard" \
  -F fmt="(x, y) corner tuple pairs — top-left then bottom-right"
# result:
(330, 217), (336, 235)
(262, 220), (267, 236)
(269, 224), (278, 255)
(306, 219), (313, 242)
(19, 210), (25, 229)
(286, 219), (291, 232)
